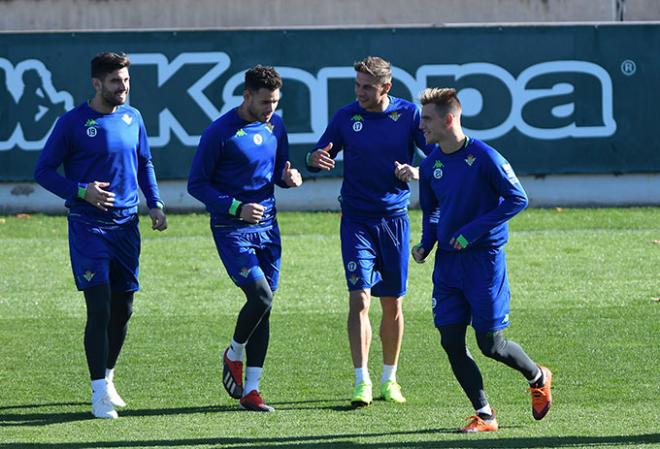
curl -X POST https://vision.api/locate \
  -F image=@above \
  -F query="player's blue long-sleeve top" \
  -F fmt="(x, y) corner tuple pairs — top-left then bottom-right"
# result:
(187, 108), (290, 230)
(419, 137), (528, 253)
(34, 102), (162, 220)
(308, 96), (433, 218)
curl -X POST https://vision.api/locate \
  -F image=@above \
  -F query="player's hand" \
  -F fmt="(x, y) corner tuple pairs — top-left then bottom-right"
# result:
(84, 181), (115, 211)
(240, 203), (266, 224)
(411, 243), (428, 264)
(282, 161), (303, 187)
(149, 208), (167, 231)
(309, 143), (335, 170)
(394, 161), (419, 182)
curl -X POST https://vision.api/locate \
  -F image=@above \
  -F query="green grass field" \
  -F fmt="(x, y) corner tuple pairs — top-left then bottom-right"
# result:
(1, 208), (659, 449)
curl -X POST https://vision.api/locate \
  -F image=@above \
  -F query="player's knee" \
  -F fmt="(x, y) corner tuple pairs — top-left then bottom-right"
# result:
(84, 284), (112, 326)
(111, 292), (134, 324)
(439, 327), (466, 358)
(243, 278), (273, 313)
(476, 330), (506, 360)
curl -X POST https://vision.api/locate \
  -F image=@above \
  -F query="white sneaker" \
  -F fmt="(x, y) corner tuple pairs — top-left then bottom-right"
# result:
(106, 380), (127, 407)
(92, 394), (118, 419)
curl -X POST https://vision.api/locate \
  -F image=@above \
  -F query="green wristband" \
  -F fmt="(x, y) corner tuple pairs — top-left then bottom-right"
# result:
(77, 183), (88, 200)
(228, 198), (242, 216)
(456, 234), (469, 248)
(305, 152), (313, 167)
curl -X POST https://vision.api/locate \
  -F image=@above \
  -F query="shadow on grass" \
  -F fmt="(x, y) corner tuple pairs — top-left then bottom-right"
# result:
(0, 403), (239, 426)
(0, 398), (370, 426)
(0, 432), (658, 449)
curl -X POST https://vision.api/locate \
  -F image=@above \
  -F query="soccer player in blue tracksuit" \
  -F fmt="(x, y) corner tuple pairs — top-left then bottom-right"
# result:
(34, 52), (167, 420)
(306, 56), (433, 407)
(412, 87), (553, 432)
(188, 65), (302, 412)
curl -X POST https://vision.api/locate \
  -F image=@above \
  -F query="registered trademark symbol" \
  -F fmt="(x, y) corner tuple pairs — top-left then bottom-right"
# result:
(621, 60), (636, 76)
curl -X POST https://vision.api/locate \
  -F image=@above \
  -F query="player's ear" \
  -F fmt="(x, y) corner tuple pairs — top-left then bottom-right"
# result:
(91, 77), (102, 93)
(243, 89), (251, 102)
(381, 82), (392, 95)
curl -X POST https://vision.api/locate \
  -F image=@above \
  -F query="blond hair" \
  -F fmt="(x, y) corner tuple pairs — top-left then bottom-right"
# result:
(420, 88), (462, 116)
(354, 56), (392, 84)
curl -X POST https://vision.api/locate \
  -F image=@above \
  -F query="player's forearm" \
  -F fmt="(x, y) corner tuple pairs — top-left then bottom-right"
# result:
(137, 159), (162, 209)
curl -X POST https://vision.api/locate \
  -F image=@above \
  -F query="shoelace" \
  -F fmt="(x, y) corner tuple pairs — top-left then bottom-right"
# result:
(464, 415), (485, 427)
(530, 386), (548, 398)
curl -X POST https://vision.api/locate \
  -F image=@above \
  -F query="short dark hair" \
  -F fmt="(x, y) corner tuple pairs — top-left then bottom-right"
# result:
(91, 52), (130, 79)
(244, 65), (282, 92)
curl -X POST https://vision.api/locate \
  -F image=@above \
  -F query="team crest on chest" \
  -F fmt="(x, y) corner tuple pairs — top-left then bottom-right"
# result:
(388, 111), (401, 122)
(465, 154), (476, 166)
(253, 134), (263, 145)
(121, 113), (133, 125)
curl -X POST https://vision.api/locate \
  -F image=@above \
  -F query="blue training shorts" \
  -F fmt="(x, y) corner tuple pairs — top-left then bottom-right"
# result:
(68, 213), (141, 292)
(431, 247), (511, 332)
(340, 214), (410, 297)
(212, 222), (281, 292)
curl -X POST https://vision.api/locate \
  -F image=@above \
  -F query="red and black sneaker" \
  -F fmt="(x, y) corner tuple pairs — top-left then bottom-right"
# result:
(239, 390), (275, 412)
(222, 348), (243, 399)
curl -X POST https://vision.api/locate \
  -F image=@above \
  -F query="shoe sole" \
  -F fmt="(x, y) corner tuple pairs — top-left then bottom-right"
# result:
(239, 403), (275, 412)
(350, 400), (372, 408)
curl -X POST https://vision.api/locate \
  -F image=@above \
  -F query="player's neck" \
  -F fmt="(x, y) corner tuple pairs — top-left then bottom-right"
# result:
(89, 96), (118, 115)
(439, 130), (467, 155)
(236, 103), (254, 122)
(365, 95), (390, 113)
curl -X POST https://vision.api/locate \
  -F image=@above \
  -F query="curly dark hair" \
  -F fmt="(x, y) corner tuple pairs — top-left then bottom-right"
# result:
(244, 65), (282, 92)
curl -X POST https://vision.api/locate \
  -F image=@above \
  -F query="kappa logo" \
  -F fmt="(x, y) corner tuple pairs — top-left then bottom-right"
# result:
(3, 54), (617, 153)
(0, 58), (74, 151)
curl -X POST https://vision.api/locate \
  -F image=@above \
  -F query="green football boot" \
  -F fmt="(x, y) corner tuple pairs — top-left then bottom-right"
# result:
(351, 381), (373, 408)
(381, 380), (406, 403)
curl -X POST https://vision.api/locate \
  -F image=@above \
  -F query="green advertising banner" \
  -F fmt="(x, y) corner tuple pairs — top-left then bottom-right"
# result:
(0, 24), (658, 180)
